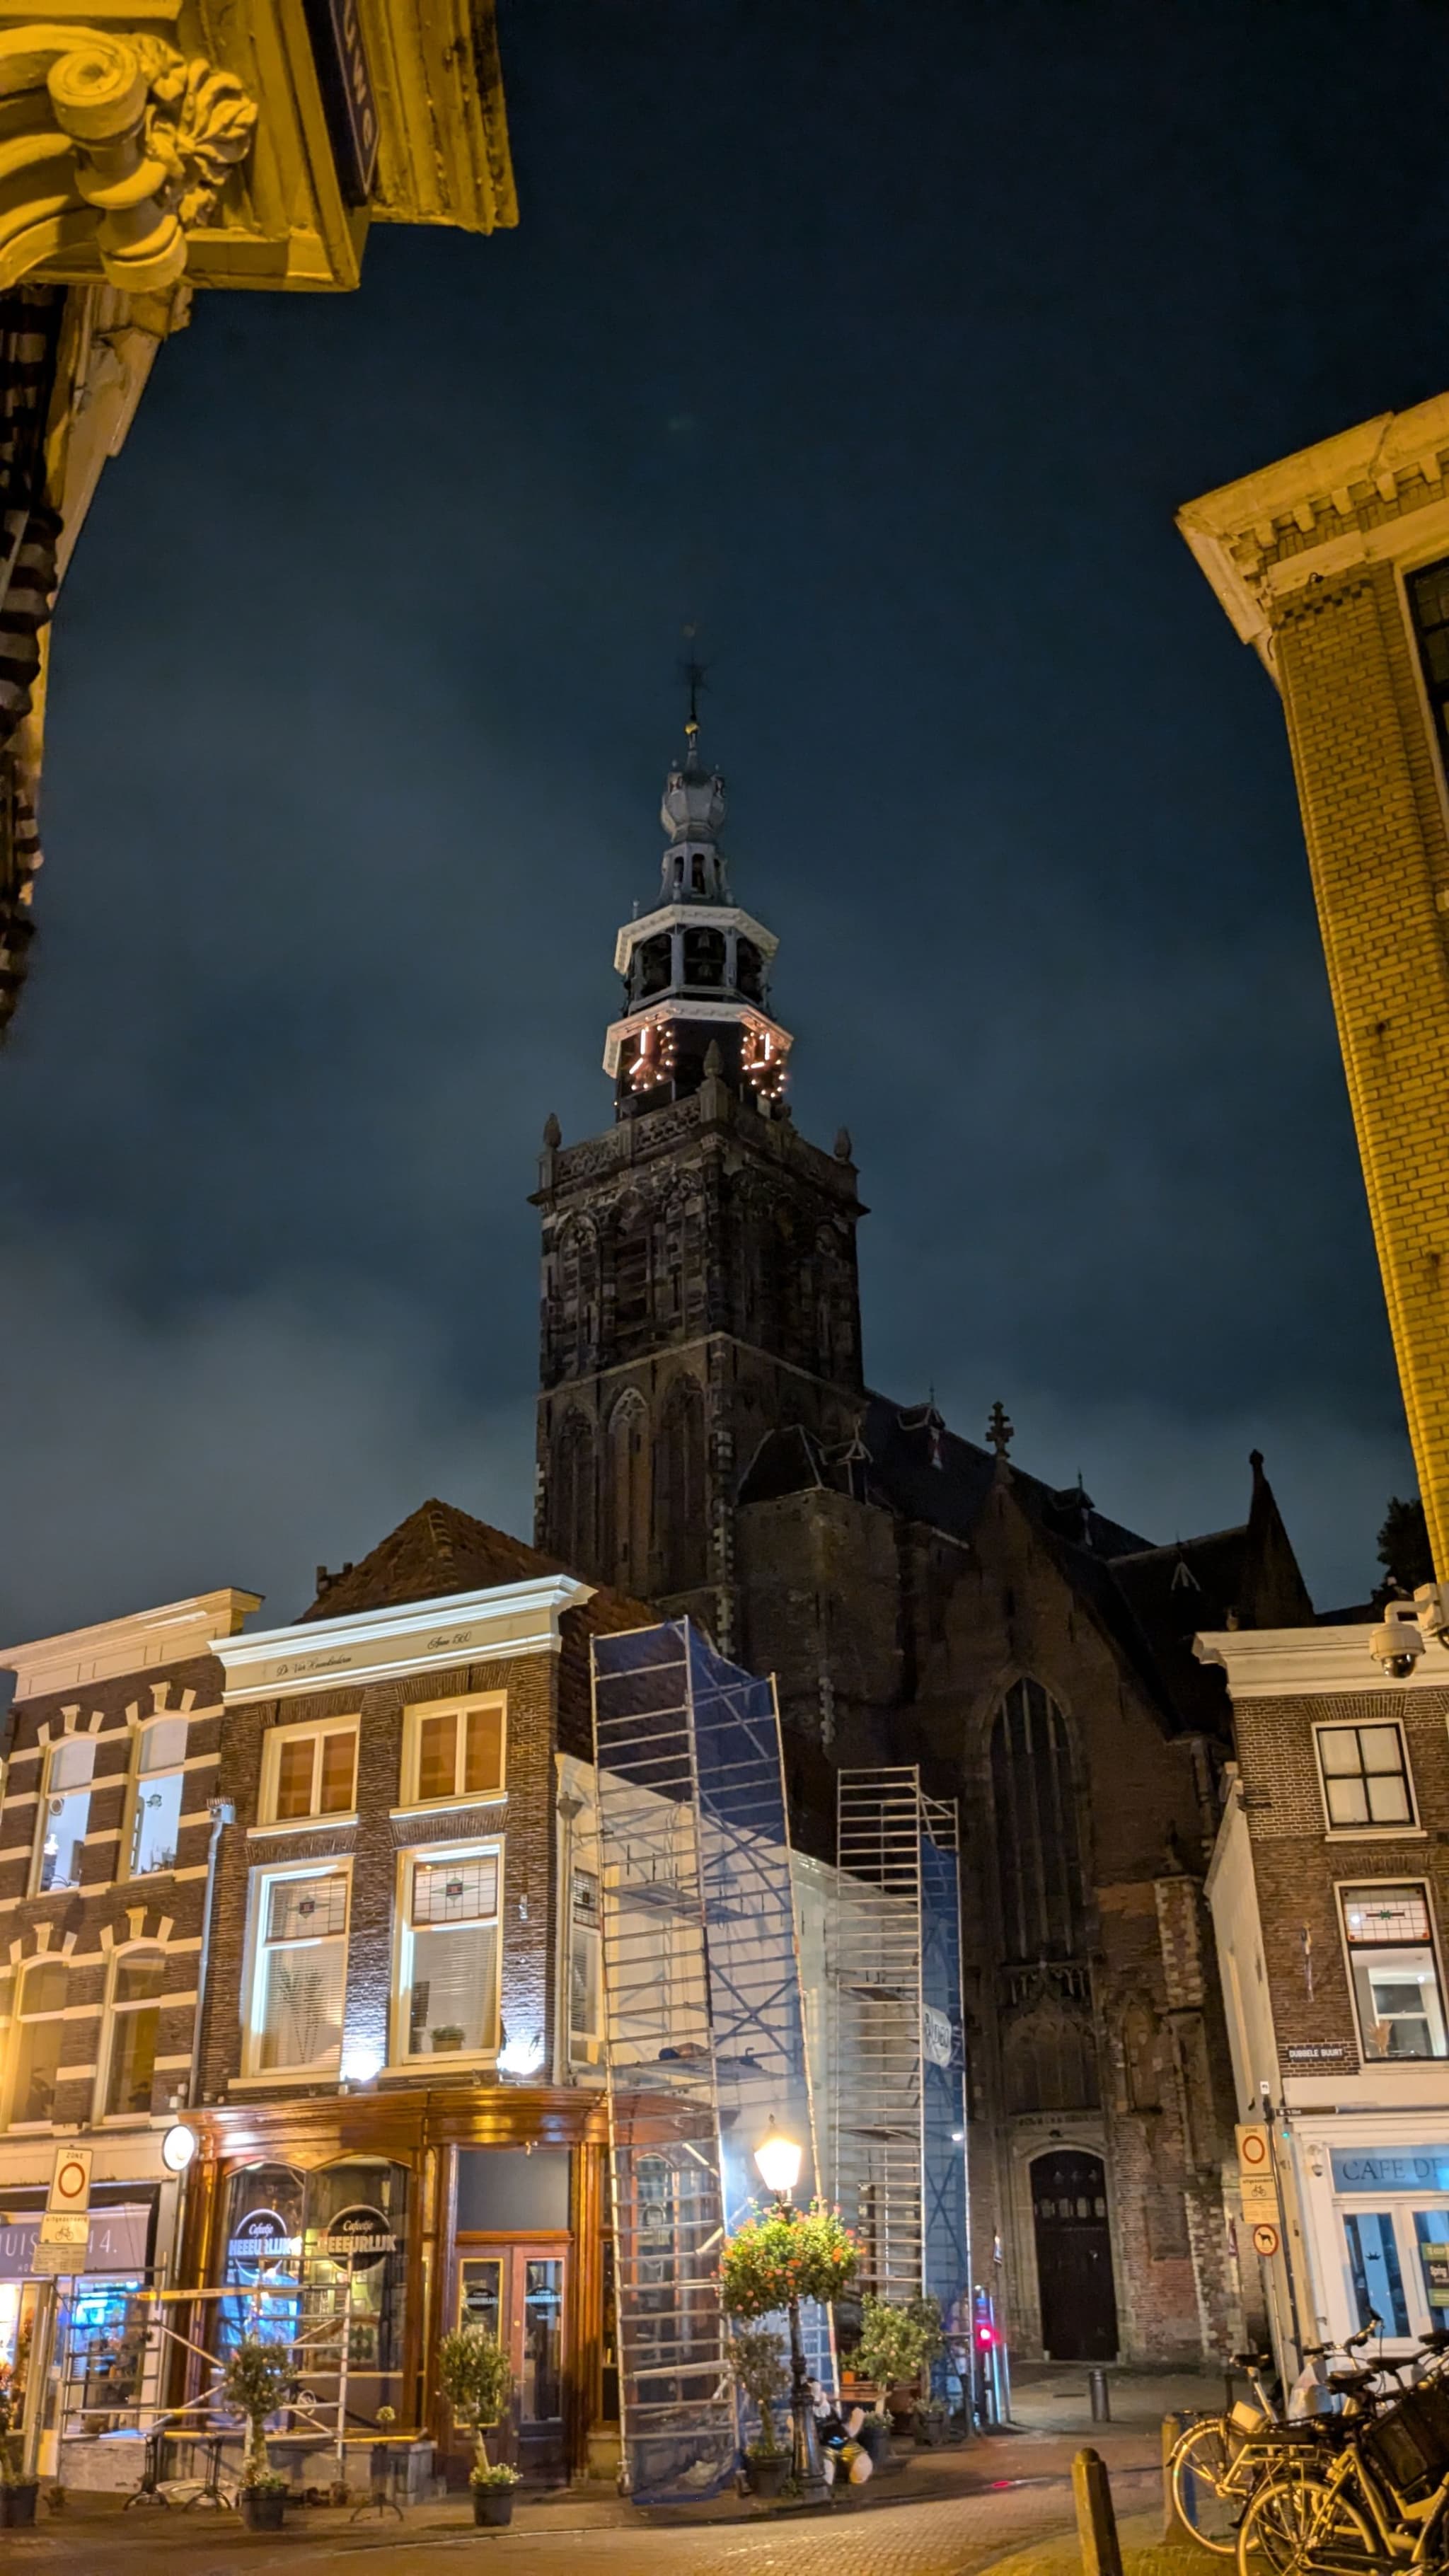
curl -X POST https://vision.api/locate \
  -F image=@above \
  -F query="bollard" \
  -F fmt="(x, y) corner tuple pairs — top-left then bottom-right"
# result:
(1088, 2365), (1111, 2422)
(1073, 2447), (1124, 2576)
(1162, 2410), (1185, 2542)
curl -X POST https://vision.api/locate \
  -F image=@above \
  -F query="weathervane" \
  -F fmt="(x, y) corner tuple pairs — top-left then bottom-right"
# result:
(680, 621), (707, 746)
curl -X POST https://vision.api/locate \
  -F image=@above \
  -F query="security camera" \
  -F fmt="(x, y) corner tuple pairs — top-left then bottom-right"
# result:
(1371, 1602), (1425, 1678)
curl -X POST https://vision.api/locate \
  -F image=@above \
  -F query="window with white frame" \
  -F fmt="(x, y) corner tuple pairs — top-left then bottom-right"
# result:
(1341, 1884), (1449, 2061)
(128, 1716), (189, 1876)
(569, 1869), (602, 2063)
(248, 1866), (350, 2074)
(33, 1735), (96, 1893)
(397, 1848), (500, 2061)
(1318, 1723), (1416, 1830)
(8, 1957), (67, 2122)
(260, 1719), (358, 1824)
(401, 1696), (505, 1808)
(100, 1949), (163, 2118)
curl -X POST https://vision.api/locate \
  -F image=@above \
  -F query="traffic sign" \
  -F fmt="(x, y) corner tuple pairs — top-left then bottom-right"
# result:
(1252, 2223), (1280, 2259)
(1235, 2125), (1278, 2219)
(47, 2147), (91, 2214)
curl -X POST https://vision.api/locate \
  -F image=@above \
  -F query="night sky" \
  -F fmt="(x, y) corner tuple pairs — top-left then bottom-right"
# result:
(1, 0), (1441, 1645)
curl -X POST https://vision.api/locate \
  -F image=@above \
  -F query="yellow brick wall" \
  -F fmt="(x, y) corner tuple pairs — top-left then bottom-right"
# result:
(1179, 403), (1449, 1583)
(1274, 565), (1449, 1573)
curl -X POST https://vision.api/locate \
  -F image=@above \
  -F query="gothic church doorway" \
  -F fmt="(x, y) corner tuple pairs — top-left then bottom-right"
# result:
(1030, 2149), (1118, 2360)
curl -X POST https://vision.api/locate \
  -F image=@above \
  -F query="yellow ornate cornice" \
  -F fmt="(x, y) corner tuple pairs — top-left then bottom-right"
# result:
(0, 23), (256, 294)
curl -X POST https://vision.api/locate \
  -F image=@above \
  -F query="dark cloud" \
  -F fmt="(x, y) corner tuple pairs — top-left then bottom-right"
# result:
(0, 0), (1431, 1637)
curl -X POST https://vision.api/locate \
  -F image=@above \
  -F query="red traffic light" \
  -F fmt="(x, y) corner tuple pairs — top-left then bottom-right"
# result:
(976, 2322), (996, 2347)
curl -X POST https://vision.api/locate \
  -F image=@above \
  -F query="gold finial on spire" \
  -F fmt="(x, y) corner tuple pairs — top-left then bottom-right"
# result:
(680, 623), (706, 747)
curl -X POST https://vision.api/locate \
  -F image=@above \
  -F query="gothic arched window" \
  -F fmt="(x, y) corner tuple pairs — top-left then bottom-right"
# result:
(991, 1678), (1087, 1964)
(607, 1390), (651, 1590)
(655, 1375), (708, 1593)
(1003, 2004), (1099, 2114)
(554, 1411), (596, 1575)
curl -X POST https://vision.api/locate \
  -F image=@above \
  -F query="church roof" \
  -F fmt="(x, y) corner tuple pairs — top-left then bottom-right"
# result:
(299, 1497), (656, 1629)
(737, 1404), (1313, 1740)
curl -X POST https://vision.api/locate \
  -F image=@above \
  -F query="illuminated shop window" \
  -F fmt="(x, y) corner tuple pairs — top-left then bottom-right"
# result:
(33, 1735), (96, 1894)
(129, 1716), (189, 1876)
(397, 1847), (500, 2062)
(8, 1957), (67, 2122)
(101, 1950), (163, 2118)
(401, 1696), (505, 1808)
(1317, 1723), (1415, 1830)
(262, 1718), (358, 1823)
(248, 1866), (350, 2074)
(1341, 1884), (1448, 2061)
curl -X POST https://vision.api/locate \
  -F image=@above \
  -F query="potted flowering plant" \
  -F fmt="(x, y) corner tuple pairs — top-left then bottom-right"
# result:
(0, 2360), (37, 2529)
(719, 2200), (859, 2318)
(725, 2326), (790, 2498)
(221, 2339), (294, 2530)
(437, 2326), (519, 2528)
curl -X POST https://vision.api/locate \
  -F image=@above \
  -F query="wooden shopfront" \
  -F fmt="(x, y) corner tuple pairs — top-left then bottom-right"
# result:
(175, 2086), (612, 2484)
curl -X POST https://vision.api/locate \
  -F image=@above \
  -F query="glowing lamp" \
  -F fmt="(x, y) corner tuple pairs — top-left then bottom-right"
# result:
(161, 2123), (197, 2173)
(976, 2321), (996, 2348)
(754, 2124), (802, 2200)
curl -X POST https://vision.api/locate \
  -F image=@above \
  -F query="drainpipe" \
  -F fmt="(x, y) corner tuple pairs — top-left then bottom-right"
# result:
(171, 1797), (233, 2276)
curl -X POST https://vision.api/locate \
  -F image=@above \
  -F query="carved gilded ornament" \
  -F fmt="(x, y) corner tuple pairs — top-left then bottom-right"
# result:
(0, 25), (257, 296)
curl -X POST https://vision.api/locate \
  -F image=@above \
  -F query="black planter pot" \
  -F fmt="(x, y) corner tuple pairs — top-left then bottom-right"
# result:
(859, 2420), (894, 2469)
(745, 2453), (790, 2498)
(239, 2488), (287, 2531)
(915, 2415), (946, 2448)
(473, 2486), (515, 2527)
(0, 2483), (38, 2527)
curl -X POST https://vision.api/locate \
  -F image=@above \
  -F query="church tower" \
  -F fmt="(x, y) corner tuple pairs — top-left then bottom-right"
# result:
(533, 708), (865, 1648)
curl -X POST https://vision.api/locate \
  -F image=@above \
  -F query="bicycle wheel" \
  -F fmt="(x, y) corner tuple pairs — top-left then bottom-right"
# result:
(1172, 2417), (1249, 2553)
(1237, 2467), (1376, 2575)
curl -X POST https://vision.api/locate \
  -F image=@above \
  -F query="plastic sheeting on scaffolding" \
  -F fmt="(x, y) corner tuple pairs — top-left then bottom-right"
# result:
(591, 1619), (825, 2505)
(833, 1769), (970, 2350)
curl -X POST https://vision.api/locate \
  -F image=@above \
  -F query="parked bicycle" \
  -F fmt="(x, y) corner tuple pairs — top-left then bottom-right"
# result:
(1172, 2322), (1383, 2554)
(1237, 2326), (1449, 2574)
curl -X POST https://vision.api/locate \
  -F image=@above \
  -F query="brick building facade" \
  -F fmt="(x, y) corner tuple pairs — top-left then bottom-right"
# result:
(532, 721), (1319, 2367)
(1203, 1619), (1449, 2370)
(179, 1504), (655, 2487)
(0, 1589), (258, 2433)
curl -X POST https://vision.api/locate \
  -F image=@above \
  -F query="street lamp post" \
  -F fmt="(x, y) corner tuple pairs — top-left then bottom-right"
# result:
(754, 2124), (827, 2502)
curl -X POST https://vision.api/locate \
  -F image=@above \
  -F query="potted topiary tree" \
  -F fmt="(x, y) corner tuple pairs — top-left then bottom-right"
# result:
(437, 2325), (519, 2528)
(852, 2296), (935, 2459)
(0, 2359), (37, 2529)
(221, 2338), (294, 2529)
(903, 2298), (947, 2442)
(725, 2326), (790, 2498)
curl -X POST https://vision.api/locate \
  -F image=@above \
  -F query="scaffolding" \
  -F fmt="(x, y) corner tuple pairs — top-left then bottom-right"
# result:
(591, 1619), (824, 2504)
(833, 1769), (969, 2341)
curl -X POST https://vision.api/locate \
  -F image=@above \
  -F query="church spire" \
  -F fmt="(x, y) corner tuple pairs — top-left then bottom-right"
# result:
(604, 702), (793, 1121)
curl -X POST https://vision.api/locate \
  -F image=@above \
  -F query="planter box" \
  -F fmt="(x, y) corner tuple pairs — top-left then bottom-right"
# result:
(239, 2488), (287, 2531)
(0, 2483), (38, 2528)
(858, 2420), (894, 2469)
(473, 2486), (514, 2526)
(745, 2453), (790, 2498)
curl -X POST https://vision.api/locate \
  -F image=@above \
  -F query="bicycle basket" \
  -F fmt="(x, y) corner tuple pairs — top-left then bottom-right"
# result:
(1361, 2381), (1449, 2504)
(1230, 2401), (1266, 2433)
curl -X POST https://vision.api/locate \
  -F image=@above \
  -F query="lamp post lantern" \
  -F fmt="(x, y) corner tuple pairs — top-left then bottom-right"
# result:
(753, 2125), (827, 2502)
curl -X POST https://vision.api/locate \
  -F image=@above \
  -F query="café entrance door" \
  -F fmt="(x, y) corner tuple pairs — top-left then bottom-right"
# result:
(456, 2246), (566, 2479)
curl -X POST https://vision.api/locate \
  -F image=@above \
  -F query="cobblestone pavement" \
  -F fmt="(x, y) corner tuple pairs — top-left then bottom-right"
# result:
(6, 2468), (1162, 2575)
